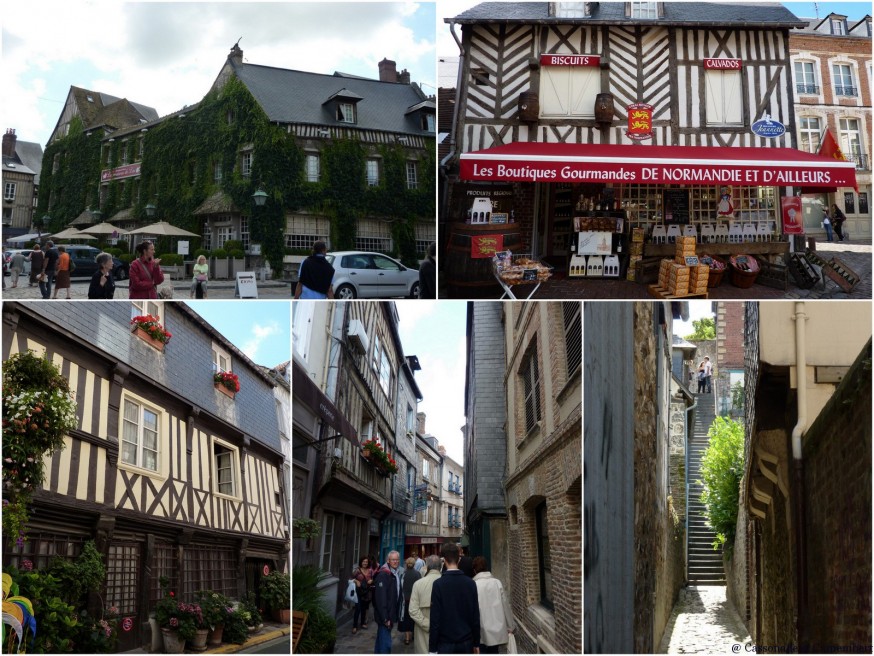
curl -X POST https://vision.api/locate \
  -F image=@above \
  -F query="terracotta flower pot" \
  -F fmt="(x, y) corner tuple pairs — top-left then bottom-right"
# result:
(189, 628), (209, 652)
(132, 326), (166, 352)
(214, 382), (236, 399)
(362, 449), (371, 458)
(161, 627), (186, 654)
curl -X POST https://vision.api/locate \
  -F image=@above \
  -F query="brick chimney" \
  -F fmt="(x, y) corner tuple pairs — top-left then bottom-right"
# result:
(398, 68), (411, 85)
(417, 412), (427, 434)
(379, 58), (398, 82)
(2, 129), (17, 158)
(437, 446), (446, 456)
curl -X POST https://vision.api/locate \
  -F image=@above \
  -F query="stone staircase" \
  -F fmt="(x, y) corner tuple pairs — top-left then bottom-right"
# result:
(687, 392), (726, 585)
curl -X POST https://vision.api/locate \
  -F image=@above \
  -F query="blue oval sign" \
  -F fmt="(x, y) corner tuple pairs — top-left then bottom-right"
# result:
(751, 117), (786, 139)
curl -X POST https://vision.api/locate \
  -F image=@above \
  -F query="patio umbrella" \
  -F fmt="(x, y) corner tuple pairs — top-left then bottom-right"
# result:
(49, 227), (97, 240)
(126, 221), (199, 237)
(4, 232), (49, 244)
(80, 221), (128, 236)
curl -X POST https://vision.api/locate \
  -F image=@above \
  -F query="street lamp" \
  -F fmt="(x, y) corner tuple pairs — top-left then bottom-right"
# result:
(38, 214), (51, 242)
(144, 203), (157, 219)
(252, 188), (268, 207)
(91, 208), (102, 223)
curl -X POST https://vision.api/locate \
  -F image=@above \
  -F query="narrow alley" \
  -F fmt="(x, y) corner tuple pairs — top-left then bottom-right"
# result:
(658, 586), (751, 653)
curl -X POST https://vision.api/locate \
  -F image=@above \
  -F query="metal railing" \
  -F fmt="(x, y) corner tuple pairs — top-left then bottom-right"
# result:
(846, 152), (870, 171)
(795, 83), (819, 95)
(835, 85), (858, 97)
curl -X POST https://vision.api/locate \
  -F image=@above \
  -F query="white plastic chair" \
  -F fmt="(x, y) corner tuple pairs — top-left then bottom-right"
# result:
(714, 224), (729, 243)
(700, 223), (716, 243)
(666, 225), (682, 243)
(651, 225), (667, 244)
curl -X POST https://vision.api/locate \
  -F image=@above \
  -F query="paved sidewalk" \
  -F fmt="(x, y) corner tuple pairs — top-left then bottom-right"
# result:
(334, 616), (418, 655)
(122, 622), (289, 654)
(1, 278), (293, 300)
(658, 586), (751, 654)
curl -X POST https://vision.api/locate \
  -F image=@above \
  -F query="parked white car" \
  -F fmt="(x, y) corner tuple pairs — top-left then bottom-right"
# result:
(325, 251), (420, 299)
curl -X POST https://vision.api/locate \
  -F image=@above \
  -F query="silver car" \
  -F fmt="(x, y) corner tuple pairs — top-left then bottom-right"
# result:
(326, 251), (420, 299)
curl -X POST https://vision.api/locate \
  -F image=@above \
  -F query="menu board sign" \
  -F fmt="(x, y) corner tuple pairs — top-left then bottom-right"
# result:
(663, 189), (690, 224)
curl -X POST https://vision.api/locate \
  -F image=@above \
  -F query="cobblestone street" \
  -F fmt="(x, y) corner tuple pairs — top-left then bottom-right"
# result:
(658, 586), (751, 654)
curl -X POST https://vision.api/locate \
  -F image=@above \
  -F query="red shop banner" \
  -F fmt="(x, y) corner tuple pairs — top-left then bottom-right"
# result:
(471, 234), (503, 258)
(540, 54), (600, 67)
(781, 196), (804, 235)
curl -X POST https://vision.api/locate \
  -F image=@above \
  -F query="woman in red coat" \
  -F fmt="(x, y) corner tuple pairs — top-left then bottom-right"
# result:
(128, 240), (165, 299)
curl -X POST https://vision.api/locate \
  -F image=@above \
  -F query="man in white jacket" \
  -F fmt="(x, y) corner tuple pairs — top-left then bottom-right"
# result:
(472, 556), (516, 653)
(408, 555), (442, 654)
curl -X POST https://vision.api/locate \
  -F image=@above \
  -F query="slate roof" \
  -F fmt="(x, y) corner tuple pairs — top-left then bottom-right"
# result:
(447, 2), (806, 27)
(233, 63), (433, 136)
(14, 141), (44, 185)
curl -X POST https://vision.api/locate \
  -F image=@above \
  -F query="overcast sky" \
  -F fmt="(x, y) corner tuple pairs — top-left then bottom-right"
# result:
(2, 2), (437, 148)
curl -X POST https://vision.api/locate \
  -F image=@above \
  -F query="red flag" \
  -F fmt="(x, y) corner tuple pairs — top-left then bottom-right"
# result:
(817, 128), (846, 161)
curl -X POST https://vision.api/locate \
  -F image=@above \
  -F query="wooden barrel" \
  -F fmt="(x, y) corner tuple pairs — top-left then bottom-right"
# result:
(594, 92), (615, 123)
(518, 91), (539, 122)
(445, 222), (524, 293)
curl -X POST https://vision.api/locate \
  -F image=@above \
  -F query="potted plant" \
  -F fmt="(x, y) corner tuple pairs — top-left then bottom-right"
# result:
(360, 439), (398, 475)
(213, 371), (240, 398)
(292, 518), (321, 541)
(241, 592), (263, 633)
(195, 590), (232, 647)
(155, 591), (200, 653)
(259, 571), (291, 624)
(130, 314), (172, 351)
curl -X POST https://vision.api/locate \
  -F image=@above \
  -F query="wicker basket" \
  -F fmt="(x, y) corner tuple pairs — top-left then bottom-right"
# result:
(702, 256), (727, 288)
(729, 254), (760, 288)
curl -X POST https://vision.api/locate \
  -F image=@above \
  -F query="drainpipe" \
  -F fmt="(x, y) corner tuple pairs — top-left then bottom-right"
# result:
(325, 302), (347, 402)
(684, 395), (698, 582)
(439, 22), (466, 208)
(791, 302), (808, 648)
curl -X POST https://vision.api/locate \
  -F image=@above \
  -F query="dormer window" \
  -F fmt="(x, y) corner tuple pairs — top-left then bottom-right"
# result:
(338, 102), (356, 124)
(422, 113), (435, 132)
(629, 2), (660, 19)
(831, 17), (848, 34)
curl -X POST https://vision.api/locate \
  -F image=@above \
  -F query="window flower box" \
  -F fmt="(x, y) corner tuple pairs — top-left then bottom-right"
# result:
(214, 371), (240, 399)
(360, 439), (397, 475)
(130, 315), (171, 351)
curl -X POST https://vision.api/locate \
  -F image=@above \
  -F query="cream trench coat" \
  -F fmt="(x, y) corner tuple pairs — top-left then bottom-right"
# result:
(473, 571), (516, 647)
(408, 568), (441, 654)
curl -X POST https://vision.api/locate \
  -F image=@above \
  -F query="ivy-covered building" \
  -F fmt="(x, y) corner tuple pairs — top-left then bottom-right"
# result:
(37, 45), (436, 273)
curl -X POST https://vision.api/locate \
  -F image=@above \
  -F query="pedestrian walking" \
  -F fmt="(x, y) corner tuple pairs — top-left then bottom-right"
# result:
(696, 362), (706, 394)
(9, 250), (26, 288)
(373, 550), (402, 654)
(472, 557), (515, 654)
(822, 209), (834, 242)
(703, 356), (713, 393)
(88, 253), (117, 299)
(409, 554), (442, 654)
(52, 245), (72, 299)
(28, 244), (43, 287)
(832, 204), (847, 241)
(294, 240), (335, 299)
(39, 240), (59, 299)
(418, 241), (436, 299)
(399, 557), (421, 646)
(129, 240), (165, 299)
(413, 551), (425, 573)
(351, 555), (374, 635)
(441, 545), (474, 577)
(430, 542), (481, 654)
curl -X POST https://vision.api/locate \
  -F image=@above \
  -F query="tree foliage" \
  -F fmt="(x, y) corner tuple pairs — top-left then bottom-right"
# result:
(685, 317), (716, 341)
(698, 416), (744, 549)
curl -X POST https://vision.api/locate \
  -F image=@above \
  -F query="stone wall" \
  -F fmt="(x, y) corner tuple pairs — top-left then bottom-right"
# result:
(759, 483), (797, 648)
(725, 504), (753, 635)
(802, 340), (872, 650)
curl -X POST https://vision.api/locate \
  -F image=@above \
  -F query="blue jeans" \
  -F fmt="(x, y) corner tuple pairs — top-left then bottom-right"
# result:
(824, 223), (834, 241)
(39, 271), (55, 299)
(375, 623), (393, 653)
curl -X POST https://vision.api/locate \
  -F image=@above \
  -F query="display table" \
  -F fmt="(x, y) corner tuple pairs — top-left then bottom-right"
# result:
(493, 272), (544, 300)
(644, 241), (790, 258)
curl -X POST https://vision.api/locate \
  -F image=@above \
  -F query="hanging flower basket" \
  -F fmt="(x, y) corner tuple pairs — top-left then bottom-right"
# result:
(130, 315), (171, 351)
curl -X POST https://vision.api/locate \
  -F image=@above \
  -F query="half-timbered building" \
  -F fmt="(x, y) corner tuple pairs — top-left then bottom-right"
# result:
(1, 301), (288, 651)
(291, 301), (419, 618)
(441, 2), (858, 292)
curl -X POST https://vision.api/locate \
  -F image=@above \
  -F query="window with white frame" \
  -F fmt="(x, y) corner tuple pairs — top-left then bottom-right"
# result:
(120, 141), (129, 165)
(320, 514), (335, 572)
(212, 439), (240, 498)
(131, 300), (163, 323)
(562, 302), (582, 378)
(833, 64), (856, 96)
(794, 61), (818, 95)
(240, 215), (250, 252)
(630, 2), (658, 19)
(213, 161), (223, 183)
(423, 114), (435, 132)
(121, 398), (159, 472)
(240, 151), (253, 177)
(839, 118), (864, 166)
(217, 226), (234, 249)
(372, 334), (382, 372)
(202, 228), (212, 251)
(292, 301), (315, 361)
(379, 350), (391, 398)
(4, 182), (16, 201)
(798, 117), (822, 154)
(540, 65), (599, 118)
(406, 405), (415, 434)
(305, 154), (320, 183)
(366, 159), (380, 187)
(705, 69), (743, 125)
(212, 343), (232, 374)
(422, 459), (430, 481)
(406, 161), (418, 190)
(830, 17), (847, 35)
(338, 103), (356, 124)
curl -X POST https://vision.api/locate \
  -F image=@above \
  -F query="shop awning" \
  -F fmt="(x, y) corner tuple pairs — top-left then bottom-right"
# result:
(292, 361), (359, 447)
(459, 142), (858, 189)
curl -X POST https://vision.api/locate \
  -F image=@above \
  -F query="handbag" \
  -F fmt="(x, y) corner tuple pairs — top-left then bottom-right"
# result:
(157, 284), (174, 299)
(344, 579), (358, 604)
